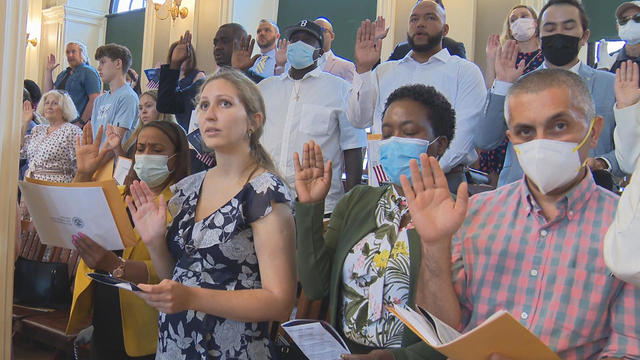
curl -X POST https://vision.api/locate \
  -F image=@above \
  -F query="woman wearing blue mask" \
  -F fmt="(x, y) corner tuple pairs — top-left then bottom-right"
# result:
(67, 120), (190, 360)
(294, 84), (456, 360)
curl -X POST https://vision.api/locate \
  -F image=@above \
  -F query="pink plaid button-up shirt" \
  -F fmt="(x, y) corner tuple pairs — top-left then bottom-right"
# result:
(453, 174), (640, 360)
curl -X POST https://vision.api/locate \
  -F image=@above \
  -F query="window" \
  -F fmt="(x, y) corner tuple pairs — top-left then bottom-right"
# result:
(111, 0), (146, 14)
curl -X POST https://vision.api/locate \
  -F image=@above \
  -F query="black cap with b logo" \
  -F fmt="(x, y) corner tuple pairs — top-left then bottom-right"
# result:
(283, 19), (324, 46)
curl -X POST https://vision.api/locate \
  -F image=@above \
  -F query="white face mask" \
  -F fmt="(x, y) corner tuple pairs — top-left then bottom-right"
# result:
(510, 18), (536, 42)
(134, 154), (175, 188)
(619, 21), (640, 45)
(513, 120), (593, 195)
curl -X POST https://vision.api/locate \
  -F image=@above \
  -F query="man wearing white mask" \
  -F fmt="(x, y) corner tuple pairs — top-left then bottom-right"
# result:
(258, 20), (367, 214)
(607, 2), (640, 79)
(477, 0), (623, 187)
(410, 68), (640, 360)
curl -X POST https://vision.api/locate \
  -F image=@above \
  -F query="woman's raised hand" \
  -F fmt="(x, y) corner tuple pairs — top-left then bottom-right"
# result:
(75, 122), (108, 177)
(125, 180), (167, 249)
(615, 60), (640, 109)
(400, 154), (468, 247)
(294, 140), (332, 204)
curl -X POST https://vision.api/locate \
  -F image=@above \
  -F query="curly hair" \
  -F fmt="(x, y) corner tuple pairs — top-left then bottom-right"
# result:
(382, 84), (456, 146)
(36, 90), (78, 122)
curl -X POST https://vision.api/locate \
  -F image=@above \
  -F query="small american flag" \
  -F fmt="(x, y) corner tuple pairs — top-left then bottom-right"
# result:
(373, 164), (389, 183)
(196, 152), (215, 168)
(144, 68), (160, 90)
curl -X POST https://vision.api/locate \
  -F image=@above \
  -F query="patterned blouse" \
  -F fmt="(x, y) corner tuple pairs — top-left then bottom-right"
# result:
(341, 185), (412, 348)
(159, 171), (292, 359)
(21, 122), (82, 183)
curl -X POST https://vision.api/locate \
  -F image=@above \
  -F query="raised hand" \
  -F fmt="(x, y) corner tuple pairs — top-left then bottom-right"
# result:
(125, 180), (167, 250)
(75, 122), (108, 177)
(294, 140), (332, 204)
(72, 232), (119, 271)
(486, 34), (501, 64)
(102, 124), (123, 153)
(354, 19), (382, 74)
(170, 30), (192, 70)
(494, 40), (525, 83)
(615, 60), (640, 109)
(46, 53), (60, 72)
(275, 38), (289, 67)
(22, 100), (34, 126)
(373, 16), (390, 41)
(232, 35), (260, 71)
(137, 279), (192, 314)
(400, 154), (468, 246)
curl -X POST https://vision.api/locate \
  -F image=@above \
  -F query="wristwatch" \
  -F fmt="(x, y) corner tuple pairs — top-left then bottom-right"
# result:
(110, 257), (126, 278)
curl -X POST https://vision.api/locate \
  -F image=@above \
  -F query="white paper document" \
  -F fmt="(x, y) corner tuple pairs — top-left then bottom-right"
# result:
(282, 321), (350, 359)
(19, 181), (125, 250)
(114, 156), (132, 185)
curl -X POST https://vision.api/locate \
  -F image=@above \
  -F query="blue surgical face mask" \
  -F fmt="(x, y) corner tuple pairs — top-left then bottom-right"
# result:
(286, 41), (318, 69)
(379, 136), (438, 185)
(134, 154), (175, 188)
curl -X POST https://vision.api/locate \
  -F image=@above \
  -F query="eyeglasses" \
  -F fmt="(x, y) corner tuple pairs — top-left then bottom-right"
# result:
(618, 13), (640, 26)
(54, 89), (69, 96)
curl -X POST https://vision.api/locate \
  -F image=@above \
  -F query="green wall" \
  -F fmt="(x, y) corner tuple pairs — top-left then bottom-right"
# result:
(583, 0), (626, 41)
(105, 8), (145, 76)
(277, 0), (377, 61)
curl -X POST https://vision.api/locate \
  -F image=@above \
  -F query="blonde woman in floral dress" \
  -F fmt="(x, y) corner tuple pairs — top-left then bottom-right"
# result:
(126, 69), (296, 359)
(295, 85), (458, 360)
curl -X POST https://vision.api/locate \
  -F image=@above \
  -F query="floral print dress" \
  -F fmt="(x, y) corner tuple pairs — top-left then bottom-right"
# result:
(341, 186), (412, 347)
(159, 171), (292, 359)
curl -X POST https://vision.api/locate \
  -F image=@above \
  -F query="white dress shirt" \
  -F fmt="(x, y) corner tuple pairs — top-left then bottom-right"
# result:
(604, 154), (640, 286)
(347, 49), (487, 172)
(258, 67), (367, 213)
(612, 101), (640, 174)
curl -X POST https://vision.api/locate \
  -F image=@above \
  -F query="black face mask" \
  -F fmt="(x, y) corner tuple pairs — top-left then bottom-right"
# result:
(541, 34), (581, 67)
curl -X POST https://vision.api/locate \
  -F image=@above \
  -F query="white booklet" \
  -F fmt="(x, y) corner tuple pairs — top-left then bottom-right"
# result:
(280, 320), (350, 359)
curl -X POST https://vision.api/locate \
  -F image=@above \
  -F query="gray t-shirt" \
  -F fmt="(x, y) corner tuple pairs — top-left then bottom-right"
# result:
(90, 84), (139, 145)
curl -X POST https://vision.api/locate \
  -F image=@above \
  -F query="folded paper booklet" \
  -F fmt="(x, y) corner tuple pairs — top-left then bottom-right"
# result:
(277, 320), (350, 360)
(388, 304), (561, 360)
(87, 273), (142, 292)
(18, 178), (136, 250)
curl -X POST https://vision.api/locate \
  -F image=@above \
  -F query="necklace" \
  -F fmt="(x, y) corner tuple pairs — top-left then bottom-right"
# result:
(293, 80), (301, 102)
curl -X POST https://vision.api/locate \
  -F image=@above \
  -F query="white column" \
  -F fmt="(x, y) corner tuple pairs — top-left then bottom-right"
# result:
(377, 0), (396, 61)
(0, 0), (29, 357)
(25, 0), (44, 83)
(41, 4), (107, 85)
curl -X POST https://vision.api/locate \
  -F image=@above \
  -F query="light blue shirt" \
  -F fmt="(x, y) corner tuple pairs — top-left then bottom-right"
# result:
(249, 48), (276, 78)
(90, 84), (139, 145)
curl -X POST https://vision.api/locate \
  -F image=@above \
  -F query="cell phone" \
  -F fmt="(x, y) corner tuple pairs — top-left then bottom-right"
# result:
(87, 272), (143, 292)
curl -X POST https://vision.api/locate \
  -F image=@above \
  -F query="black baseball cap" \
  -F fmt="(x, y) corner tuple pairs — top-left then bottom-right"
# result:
(283, 20), (324, 46)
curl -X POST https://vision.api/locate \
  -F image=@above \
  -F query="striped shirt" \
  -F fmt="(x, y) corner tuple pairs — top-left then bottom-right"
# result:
(453, 174), (640, 360)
